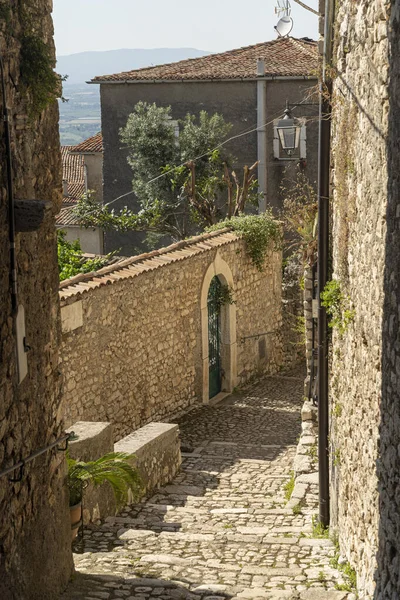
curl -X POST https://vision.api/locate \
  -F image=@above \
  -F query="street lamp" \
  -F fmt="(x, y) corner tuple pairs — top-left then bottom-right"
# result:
(276, 105), (302, 156)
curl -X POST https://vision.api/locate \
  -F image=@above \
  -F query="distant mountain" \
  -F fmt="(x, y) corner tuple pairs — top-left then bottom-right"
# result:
(56, 48), (211, 85)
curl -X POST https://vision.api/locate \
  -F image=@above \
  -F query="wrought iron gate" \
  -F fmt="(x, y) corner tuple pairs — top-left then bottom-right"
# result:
(208, 276), (222, 399)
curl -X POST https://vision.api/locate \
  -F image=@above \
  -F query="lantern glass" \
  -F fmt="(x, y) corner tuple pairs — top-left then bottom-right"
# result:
(276, 116), (302, 155)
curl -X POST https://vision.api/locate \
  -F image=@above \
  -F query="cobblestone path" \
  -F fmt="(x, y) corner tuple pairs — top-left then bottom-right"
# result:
(62, 370), (352, 600)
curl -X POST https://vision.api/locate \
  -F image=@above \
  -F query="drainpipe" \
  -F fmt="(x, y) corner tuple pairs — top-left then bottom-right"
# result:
(318, 0), (335, 528)
(257, 58), (267, 213)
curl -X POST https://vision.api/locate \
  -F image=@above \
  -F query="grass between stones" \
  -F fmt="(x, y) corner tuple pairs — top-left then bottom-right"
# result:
(283, 471), (295, 501)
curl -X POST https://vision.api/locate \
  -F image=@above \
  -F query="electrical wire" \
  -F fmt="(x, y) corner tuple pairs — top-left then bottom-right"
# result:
(102, 107), (292, 210)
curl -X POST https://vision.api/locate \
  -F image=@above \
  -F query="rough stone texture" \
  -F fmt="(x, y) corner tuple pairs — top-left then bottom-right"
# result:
(60, 238), (285, 440)
(376, 1), (400, 598)
(0, 3), (73, 598)
(328, 1), (396, 598)
(68, 422), (116, 524)
(61, 369), (353, 600)
(115, 423), (182, 496)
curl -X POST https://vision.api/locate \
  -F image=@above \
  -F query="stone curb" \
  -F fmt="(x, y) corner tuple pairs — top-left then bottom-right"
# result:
(286, 398), (318, 509)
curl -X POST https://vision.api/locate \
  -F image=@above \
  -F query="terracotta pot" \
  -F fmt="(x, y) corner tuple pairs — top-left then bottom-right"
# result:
(70, 502), (82, 541)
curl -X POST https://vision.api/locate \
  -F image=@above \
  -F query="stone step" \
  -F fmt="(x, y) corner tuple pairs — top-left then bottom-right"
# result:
(83, 525), (330, 550)
(234, 589), (350, 599)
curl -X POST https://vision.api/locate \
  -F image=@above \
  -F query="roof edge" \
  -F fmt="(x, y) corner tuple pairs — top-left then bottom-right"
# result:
(89, 75), (318, 85)
(59, 227), (235, 291)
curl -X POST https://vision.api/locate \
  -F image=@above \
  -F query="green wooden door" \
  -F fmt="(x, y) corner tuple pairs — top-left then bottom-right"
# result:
(208, 277), (222, 399)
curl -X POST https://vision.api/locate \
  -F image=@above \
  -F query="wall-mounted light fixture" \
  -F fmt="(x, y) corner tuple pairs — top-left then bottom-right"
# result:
(276, 106), (302, 156)
(275, 100), (318, 159)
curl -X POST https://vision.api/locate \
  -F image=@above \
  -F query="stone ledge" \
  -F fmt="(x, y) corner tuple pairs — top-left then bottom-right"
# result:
(114, 422), (182, 496)
(67, 421), (115, 524)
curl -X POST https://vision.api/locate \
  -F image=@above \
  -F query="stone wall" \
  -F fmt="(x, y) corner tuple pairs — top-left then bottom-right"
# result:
(0, 3), (73, 599)
(328, 1), (393, 597)
(60, 231), (284, 440)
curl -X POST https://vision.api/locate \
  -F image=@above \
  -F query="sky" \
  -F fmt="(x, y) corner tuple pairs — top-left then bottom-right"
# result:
(53, 0), (319, 57)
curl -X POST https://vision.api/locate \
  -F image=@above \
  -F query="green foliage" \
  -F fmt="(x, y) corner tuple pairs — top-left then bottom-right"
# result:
(77, 103), (261, 244)
(209, 283), (236, 311)
(20, 34), (66, 117)
(292, 503), (303, 515)
(293, 315), (306, 346)
(331, 545), (357, 592)
(207, 212), (282, 271)
(333, 449), (341, 467)
(312, 515), (330, 538)
(67, 452), (142, 508)
(308, 444), (318, 466)
(333, 403), (343, 418)
(321, 279), (355, 334)
(57, 230), (110, 281)
(118, 102), (233, 239)
(284, 471), (295, 501)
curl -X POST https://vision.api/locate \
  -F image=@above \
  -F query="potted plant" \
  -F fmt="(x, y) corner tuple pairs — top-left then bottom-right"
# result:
(67, 451), (141, 540)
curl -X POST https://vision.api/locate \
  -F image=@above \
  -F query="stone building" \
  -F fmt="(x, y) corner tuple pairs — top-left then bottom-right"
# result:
(326, 0), (400, 597)
(90, 37), (319, 255)
(0, 2), (73, 599)
(57, 134), (104, 254)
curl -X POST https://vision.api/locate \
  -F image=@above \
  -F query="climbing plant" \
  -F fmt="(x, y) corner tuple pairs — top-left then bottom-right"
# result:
(20, 34), (66, 117)
(208, 283), (236, 312)
(320, 279), (355, 334)
(207, 212), (282, 271)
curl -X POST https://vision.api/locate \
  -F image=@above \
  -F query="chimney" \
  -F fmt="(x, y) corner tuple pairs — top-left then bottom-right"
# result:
(62, 180), (69, 197)
(257, 58), (265, 77)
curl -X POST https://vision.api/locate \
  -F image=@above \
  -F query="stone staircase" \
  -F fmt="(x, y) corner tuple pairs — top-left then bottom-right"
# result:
(61, 373), (355, 600)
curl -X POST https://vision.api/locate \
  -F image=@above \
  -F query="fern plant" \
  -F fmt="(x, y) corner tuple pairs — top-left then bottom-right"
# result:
(67, 452), (142, 508)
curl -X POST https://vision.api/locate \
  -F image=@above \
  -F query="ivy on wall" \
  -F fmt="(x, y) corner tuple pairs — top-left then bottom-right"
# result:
(207, 212), (282, 271)
(20, 34), (63, 117)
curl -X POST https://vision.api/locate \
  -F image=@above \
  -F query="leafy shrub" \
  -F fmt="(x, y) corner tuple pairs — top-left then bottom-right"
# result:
(57, 230), (110, 281)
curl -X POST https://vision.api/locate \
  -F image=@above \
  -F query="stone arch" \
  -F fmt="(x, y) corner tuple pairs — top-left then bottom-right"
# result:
(200, 252), (237, 403)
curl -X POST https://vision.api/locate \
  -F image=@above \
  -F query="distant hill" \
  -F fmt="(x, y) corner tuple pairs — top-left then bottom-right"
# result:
(56, 48), (211, 85)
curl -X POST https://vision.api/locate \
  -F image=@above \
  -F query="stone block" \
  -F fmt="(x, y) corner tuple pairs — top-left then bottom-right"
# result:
(301, 401), (317, 422)
(61, 301), (83, 333)
(300, 591), (347, 600)
(293, 453), (312, 475)
(67, 421), (115, 524)
(114, 422), (181, 497)
(68, 421), (113, 462)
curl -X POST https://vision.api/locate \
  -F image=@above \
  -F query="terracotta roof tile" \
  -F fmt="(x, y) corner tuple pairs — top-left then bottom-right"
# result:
(70, 132), (103, 154)
(59, 229), (239, 301)
(91, 38), (317, 83)
(56, 198), (82, 226)
(61, 145), (85, 205)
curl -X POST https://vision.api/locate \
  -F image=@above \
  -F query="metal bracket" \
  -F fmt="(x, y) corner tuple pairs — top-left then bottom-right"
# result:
(56, 431), (75, 452)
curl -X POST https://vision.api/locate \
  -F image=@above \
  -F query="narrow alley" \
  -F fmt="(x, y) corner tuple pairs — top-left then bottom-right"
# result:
(61, 370), (353, 600)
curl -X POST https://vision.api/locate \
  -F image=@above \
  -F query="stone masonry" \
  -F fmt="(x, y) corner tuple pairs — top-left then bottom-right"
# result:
(60, 231), (285, 440)
(0, 2), (73, 598)
(327, 0), (400, 598)
(62, 368), (355, 600)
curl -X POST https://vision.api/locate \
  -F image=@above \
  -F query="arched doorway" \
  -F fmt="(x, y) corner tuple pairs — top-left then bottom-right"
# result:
(201, 253), (237, 403)
(208, 276), (222, 399)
